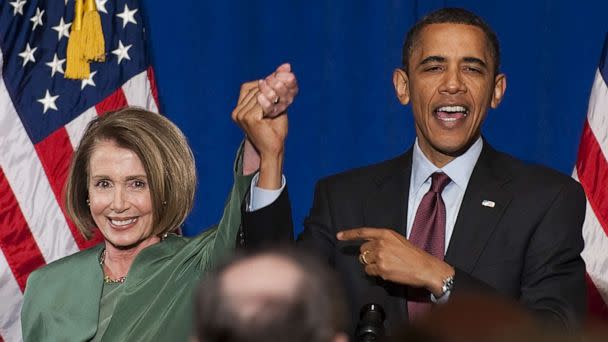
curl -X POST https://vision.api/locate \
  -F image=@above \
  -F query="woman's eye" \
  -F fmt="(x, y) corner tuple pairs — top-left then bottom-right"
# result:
(95, 180), (110, 188)
(131, 180), (146, 188)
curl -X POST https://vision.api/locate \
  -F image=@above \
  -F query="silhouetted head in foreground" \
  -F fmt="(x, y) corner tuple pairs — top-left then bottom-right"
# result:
(194, 247), (348, 342)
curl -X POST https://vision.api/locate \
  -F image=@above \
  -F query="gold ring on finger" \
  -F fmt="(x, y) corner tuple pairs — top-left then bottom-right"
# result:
(359, 250), (371, 265)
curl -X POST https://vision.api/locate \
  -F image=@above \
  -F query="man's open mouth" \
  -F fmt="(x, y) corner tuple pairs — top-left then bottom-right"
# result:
(434, 105), (469, 122)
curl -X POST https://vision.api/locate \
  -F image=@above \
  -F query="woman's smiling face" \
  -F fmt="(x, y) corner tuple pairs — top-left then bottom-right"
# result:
(88, 139), (156, 249)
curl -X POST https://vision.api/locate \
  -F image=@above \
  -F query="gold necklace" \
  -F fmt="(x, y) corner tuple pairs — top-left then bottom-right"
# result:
(99, 249), (127, 284)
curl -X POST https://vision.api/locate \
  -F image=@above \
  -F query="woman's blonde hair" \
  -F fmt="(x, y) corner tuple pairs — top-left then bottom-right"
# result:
(64, 107), (196, 239)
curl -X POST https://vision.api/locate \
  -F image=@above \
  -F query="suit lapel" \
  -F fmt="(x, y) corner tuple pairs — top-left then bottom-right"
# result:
(363, 150), (412, 236)
(361, 150), (412, 329)
(445, 143), (513, 273)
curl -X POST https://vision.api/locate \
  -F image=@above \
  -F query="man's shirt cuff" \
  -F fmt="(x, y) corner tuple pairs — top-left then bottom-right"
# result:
(247, 172), (286, 211)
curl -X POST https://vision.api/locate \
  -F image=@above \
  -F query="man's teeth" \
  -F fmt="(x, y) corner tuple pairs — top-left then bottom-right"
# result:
(437, 105), (468, 113)
(110, 218), (137, 226)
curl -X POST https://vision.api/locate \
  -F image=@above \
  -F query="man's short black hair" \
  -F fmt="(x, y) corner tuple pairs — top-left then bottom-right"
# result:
(194, 246), (347, 342)
(402, 8), (501, 75)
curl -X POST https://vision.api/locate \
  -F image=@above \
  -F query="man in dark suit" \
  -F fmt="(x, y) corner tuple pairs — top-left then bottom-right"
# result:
(298, 7), (586, 336)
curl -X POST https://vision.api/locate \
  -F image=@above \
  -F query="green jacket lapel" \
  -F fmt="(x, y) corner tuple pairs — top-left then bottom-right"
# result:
(21, 244), (104, 342)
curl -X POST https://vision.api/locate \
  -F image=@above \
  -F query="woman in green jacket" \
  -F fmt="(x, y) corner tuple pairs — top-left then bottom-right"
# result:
(21, 64), (297, 341)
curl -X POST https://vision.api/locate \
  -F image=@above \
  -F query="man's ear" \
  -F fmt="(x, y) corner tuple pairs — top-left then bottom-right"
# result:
(393, 68), (410, 105)
(490, 73), (507, 109)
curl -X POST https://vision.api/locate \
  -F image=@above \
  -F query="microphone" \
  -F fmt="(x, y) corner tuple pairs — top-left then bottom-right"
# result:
(355, 286), (386, 342)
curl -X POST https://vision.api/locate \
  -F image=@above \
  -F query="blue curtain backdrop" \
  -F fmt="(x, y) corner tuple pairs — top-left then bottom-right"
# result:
(141, 1), (607, 236)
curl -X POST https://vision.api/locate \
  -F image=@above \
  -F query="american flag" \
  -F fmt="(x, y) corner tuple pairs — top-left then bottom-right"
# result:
(0, 0), (158, 341)
(573, 34), (608, 321)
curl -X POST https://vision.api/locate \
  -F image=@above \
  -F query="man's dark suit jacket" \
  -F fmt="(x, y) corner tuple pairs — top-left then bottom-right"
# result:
(298, 142), (587, 335)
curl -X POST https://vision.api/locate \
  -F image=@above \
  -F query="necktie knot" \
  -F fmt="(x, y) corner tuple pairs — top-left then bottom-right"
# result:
(430, 172), (451, 194)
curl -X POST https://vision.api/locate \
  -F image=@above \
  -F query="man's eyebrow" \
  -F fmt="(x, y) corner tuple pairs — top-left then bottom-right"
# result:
(462, 57), (488, 69)
(419, 56), (446, 65)
(418, 56), (489, 69)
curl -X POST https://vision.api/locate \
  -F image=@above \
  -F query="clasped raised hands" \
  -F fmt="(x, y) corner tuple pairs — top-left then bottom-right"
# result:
(232, 63), (298, 188)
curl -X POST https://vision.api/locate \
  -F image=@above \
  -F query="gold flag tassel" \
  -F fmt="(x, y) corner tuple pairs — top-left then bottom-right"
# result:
(65, 0), (89, 79)
(82, 0), (105, 62)
(65, 0), (105, 79)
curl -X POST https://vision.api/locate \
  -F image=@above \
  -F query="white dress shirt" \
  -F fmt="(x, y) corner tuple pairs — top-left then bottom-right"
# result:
(246, 172), (286, 211)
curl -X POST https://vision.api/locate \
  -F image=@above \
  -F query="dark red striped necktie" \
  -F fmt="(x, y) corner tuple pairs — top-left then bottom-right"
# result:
(407, 172), (451, 321)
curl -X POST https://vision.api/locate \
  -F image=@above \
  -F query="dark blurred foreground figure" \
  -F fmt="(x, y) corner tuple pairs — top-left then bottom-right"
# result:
(393, 292), (608, 342)
(194, 247), (349, 342)
(296, 7), (587, 336)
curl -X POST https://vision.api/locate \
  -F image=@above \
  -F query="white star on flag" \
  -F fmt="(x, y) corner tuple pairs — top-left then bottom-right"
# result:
(46, 54), (66, 77)
(52, 18), (72, 41)
(112, 40), (132, 64)
(37, 90), (59, 113)
(116, 4), (138, 28)
(30, 7), (45, 31)
(18, 43), (37, 67)
(81, 71), (97, 89)
(96, 0), (109, 14)
(10, 0), (26, 16)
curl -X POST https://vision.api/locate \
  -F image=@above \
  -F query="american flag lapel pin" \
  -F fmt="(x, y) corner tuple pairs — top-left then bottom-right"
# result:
(482, 200), (496, 208)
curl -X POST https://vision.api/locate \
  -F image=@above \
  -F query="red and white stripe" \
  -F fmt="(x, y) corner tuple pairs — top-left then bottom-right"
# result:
(0, 67), (159, 341)
(573, 69), (608, 320)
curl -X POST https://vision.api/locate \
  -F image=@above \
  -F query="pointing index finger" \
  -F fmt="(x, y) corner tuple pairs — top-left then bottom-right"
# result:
(337, 227), (384, 241)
